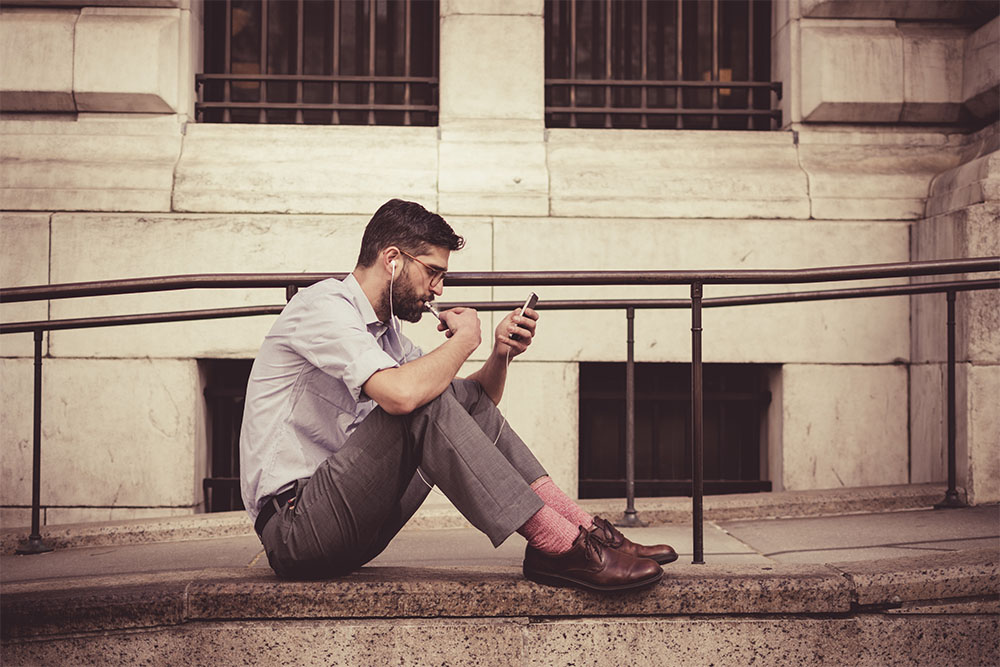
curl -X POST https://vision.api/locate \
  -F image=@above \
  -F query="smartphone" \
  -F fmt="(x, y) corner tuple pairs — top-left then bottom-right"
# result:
(510, 292), (538, 341)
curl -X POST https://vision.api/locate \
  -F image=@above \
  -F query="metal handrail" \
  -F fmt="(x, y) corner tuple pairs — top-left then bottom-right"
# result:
(2, 257), (998, 559)
(2, 257), (996, 303)
(3, 278), (997, 335)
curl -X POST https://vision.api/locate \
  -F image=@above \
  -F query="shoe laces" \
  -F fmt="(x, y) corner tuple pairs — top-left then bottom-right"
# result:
(590, 517), (625, 548)
(577, 525), (605, 563)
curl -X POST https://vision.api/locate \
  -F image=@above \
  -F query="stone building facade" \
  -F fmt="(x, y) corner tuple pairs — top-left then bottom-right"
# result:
(1, 0), (997, 526)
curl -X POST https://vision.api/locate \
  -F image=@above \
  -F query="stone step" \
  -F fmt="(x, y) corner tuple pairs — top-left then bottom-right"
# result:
(2, 548), (996, 665)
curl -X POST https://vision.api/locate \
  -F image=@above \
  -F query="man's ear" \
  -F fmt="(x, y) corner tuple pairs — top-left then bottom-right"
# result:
(384, 247), (400, 274)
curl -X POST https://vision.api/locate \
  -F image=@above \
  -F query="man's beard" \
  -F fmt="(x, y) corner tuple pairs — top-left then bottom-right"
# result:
(380, 273), (428, 324)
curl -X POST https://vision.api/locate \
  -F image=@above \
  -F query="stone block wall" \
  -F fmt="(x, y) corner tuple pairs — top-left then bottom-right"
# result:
(1, 0), (997, 524)
(776, 2), (999, 126)
(0, 2), (197, 117)
(911, 124), (1000, 504)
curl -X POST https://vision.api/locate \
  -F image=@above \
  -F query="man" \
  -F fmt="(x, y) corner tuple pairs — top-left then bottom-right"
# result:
(240, 199), (677, 591)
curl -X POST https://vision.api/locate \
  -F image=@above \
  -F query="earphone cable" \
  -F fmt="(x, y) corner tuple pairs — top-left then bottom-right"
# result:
(389, 260), (400, 338)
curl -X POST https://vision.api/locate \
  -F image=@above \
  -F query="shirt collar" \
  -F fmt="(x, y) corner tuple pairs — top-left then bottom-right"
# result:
(342, 273), (389, 337)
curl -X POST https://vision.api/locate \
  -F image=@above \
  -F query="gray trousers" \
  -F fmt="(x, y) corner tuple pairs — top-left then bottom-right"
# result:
(260, 379), (547, 579)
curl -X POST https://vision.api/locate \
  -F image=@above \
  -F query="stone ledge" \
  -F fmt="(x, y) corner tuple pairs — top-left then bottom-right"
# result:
(0, 512), (254, 555)
(0, 118), (182, 212)
(186, 562), (850, 621)
(546, 129), (811, 220)
(10, 1), (185, 7)
(581, 483), (958, 525)
(830, 547), (1000, 606)
(3, 548), (997, 641)
(800, 0), (994, 21)
(172, 124), (439, 215)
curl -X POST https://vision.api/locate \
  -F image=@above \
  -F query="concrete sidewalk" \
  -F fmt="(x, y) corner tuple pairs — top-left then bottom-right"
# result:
(1, 505), (997, 584)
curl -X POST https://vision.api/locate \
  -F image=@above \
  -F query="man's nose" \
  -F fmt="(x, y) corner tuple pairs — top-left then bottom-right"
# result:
(431, 281), (444, 296)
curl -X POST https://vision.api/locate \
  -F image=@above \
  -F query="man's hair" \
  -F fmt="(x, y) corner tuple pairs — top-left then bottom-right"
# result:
(356, 199), (464, 268)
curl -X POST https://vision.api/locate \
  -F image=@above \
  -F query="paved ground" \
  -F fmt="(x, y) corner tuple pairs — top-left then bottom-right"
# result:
(717, 504), (1000, 563)
(2, 505), (996, 584)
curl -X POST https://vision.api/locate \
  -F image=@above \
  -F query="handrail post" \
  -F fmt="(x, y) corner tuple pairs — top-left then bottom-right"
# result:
(618, 307), (644, 527)
(285, 284), (299, 302)
(935, 290), (964, 509)
(16, 329), (53, 554)
(691, 282), (705, 564)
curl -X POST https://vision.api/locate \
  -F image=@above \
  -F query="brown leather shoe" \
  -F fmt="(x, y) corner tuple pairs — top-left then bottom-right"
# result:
(590, 516), (679, 565)
(523, 525), (663, 592)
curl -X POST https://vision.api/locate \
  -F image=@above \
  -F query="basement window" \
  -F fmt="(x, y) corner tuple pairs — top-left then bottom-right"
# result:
(201, 359), (253, 512)
(579, 362), (773, 498)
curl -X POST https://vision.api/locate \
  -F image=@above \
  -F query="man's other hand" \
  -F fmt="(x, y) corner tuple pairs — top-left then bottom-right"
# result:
(494, 306), (538, 358)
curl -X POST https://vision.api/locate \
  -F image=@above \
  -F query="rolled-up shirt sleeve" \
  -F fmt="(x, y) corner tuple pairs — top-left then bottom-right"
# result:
(289, 293), (399, 402)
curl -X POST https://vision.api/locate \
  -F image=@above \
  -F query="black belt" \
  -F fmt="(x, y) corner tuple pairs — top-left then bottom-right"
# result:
(254, 487), (296, 536)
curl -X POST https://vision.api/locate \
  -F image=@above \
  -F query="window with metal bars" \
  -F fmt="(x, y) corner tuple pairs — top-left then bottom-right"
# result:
(579, 362), (773, 498)
(201, 359), (253, 513)
(545, 0), (780, 130)
(197, 0), (439, 125)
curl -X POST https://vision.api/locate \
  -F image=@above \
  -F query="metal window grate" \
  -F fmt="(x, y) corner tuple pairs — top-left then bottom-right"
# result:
(545, 0), (781, 130)
(197, 0), (439, 126)
(579, 362), (773, 499)
(202, 359), (253, 513)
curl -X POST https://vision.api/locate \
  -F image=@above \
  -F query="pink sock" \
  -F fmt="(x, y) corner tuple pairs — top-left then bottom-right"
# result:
(517, 505), (578, 555)
(531, 476), (594, 531)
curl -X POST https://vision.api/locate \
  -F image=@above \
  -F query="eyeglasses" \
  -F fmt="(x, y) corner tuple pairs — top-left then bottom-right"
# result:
(398, 250), (447, 287)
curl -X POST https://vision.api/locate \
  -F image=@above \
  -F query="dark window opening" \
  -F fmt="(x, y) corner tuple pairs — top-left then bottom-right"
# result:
(202, 359), (253, 512)
(579, 362), (772, 498)
(545, 0), (780, 130)
(198, 0), (439, 126)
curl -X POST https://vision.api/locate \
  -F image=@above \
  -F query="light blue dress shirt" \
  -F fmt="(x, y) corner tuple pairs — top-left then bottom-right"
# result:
(239, 274), (422, 521)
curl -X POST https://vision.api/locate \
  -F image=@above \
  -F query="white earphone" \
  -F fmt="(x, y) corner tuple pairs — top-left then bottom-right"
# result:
(389, 256), (399, 335)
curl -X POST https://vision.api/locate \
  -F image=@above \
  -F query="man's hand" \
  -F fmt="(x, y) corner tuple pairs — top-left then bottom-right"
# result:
(438, 307), (482, 352)
(492, 306), (538, 359)
(364, 307), (482, 416)
(462, 306), (539, 405)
